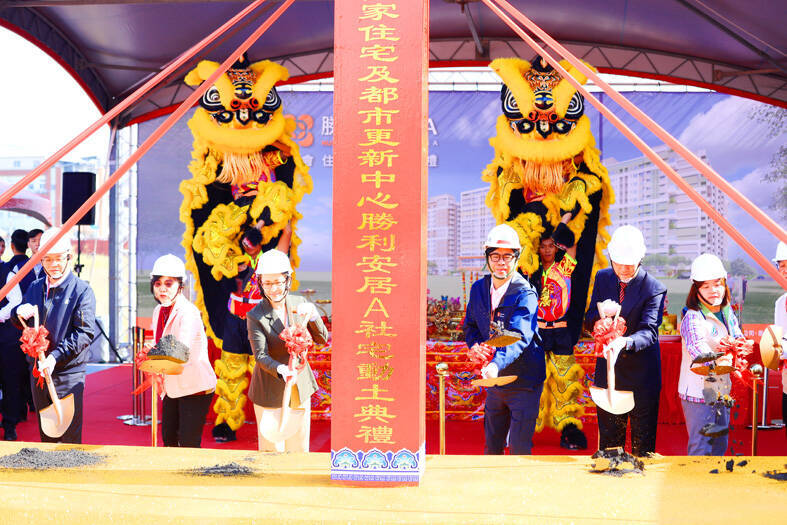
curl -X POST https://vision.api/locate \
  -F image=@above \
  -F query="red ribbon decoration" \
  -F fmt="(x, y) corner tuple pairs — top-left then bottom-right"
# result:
(132, 343), (164, 395)
(280, 325), (313, 373)
(19, 325), (50, 388)
(718, 335), (755, 389)
(467, 343), (495, 370)
(592, 317), (627, 355)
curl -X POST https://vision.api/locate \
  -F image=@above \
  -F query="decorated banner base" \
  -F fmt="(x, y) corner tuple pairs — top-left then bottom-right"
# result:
(330, 443), (425, 483)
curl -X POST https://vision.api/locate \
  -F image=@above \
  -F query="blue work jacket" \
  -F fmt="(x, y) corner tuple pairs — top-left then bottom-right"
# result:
(463, 273), (545, 389)
(13, 271), (96, 378)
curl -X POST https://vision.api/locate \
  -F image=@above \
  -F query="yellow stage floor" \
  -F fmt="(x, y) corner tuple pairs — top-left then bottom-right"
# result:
(0, 442), (785, 524)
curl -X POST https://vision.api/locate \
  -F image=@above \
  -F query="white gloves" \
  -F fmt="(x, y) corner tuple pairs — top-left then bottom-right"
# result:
(481, 362), (499, 379)
(296, 302), (320, 322)
(17, 303), (37, 321)
(598, 299), (621, 318)
(38, 354), (56, 377)
(276, 364), (296, 382)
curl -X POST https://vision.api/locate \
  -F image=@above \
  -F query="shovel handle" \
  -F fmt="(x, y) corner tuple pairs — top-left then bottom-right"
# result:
(38, 352), (63, 425)
(279, 377), (294, 432)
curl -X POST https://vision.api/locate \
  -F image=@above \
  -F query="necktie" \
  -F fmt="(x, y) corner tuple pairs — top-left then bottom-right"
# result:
(619, 282), (627, 304)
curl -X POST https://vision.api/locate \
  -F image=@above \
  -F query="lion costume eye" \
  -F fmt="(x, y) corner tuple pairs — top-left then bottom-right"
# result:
(500, 86), (523, 120)
(200, 86), (224, 112)
(564, 92), (585, 120)
(262, 87), (282, 112)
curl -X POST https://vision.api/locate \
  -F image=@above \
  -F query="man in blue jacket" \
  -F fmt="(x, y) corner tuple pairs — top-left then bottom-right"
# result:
(464, 224), (544, 455)
(585, 225), (666, 456)
(0, 230), (36, 440)
(13, 226), (96, 444)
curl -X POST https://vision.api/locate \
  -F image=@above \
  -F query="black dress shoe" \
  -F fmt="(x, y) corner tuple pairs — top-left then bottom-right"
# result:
(211, 422), (237, 442)
(560, 423), (587, 450)
(3, 427), (18, 441)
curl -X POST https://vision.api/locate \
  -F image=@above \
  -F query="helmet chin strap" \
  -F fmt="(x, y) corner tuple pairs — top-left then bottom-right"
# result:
(43, 257), (72, 282)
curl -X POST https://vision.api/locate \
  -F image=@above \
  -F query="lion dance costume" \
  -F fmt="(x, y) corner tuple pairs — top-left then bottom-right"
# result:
(179, 54), (312, 440)
(484, 56), (614, 446)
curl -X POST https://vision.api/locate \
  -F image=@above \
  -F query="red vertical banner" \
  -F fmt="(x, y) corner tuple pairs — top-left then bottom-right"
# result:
(331, 1), (428, 484)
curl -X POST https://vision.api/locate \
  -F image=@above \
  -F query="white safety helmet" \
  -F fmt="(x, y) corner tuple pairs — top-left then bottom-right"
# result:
(607, 225), (646, 265)
(484, 224), (522, 251)
(690, 253), (727, 282)
(773, 241), (787, 263)
(39, 226), (73, 254)
(255, 249), (292, 275)
(150, 254), (186, 279)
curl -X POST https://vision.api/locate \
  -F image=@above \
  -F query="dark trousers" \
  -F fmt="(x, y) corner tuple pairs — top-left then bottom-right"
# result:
(540, 326), (572, 356)
(162, 392), (214, 447)
(32, 375), (85, 444)
(596, 388), (659, 456)
(0, 334), (29, 431)
(783, 392), (786, 439)
(484, 384), (543, 455)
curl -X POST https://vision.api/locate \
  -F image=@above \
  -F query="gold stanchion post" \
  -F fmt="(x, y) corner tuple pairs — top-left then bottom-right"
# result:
(436, 363), (449, 455)
(750, 364), (763, 456)
(151, 380), (158, 447)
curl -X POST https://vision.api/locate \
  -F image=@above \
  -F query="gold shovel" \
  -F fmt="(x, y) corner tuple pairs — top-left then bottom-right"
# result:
(21, 311), (75, 438)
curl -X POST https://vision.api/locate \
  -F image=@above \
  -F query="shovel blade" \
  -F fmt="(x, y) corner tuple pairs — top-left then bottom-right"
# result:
(259, 407), (305, 444)
(589, 386), (635, 415)
(39, 394), (75, 438)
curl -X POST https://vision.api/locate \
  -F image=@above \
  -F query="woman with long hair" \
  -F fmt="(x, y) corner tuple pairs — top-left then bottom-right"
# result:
(678, 253), (740, 456)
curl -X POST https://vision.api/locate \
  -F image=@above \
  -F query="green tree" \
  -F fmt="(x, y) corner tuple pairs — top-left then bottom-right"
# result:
(752, 105), (787, 222)
(729, 257), (757, 279)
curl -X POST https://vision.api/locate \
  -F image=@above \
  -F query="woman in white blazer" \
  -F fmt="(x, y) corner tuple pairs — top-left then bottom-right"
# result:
(149, 254), (217, 447)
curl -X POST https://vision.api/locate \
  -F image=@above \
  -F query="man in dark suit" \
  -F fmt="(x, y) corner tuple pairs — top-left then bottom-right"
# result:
(0, 230), (36, 440)
(464, 224), (544, 455)
(585, 225), (666, 456)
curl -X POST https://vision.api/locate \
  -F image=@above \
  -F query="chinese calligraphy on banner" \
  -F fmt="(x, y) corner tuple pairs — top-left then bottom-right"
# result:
(331, 1), (428, 484)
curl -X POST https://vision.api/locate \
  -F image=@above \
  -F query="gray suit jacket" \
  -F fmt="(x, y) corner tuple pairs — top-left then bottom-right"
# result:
(246, 294), (328, 408)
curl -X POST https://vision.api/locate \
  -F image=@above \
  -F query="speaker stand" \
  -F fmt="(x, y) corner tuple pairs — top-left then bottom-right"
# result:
(74, 225), (85, 276)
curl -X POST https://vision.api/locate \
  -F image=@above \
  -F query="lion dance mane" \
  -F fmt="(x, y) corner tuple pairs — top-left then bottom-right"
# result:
(179, 54), (312, 433)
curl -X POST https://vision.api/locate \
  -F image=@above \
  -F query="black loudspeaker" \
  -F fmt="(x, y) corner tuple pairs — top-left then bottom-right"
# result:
(62, 171), (96, 225)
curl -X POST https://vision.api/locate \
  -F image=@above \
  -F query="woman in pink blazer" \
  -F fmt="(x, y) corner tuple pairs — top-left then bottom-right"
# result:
(149, 254), (217, 447)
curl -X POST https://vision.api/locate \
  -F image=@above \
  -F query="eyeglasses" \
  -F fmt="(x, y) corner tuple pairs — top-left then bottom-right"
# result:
(42, 254), (69, 265)
(488, 253), (516, 263)
(260, 279), (288, 289)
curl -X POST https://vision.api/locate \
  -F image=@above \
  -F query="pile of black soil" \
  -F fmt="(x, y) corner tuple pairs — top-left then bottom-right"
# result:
(763, 469), (787, 481)
(0, 447), (105, 470)
(187, 462), (255, 477)
(590, 447), (645, 476)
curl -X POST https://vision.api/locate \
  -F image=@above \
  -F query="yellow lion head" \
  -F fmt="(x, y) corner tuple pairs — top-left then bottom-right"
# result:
(185, 54), (292, 156)
(489, 56), (597, 195)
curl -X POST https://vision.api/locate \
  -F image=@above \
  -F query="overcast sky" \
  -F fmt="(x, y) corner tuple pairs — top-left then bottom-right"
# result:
(0, 28), (109, 162)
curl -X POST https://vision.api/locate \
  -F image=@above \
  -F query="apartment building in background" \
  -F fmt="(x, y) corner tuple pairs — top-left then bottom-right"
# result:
(606, 145), (727, 260)
(427, 194), (459, 275)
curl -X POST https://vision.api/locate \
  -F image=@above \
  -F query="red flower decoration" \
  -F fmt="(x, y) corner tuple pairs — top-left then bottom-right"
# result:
(718, 336), (755, 389)
(280, 325), (313, 372)
(19, 326), (50, 388)
(467, 343), (495, 370)
(592, 317), (627, 355)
